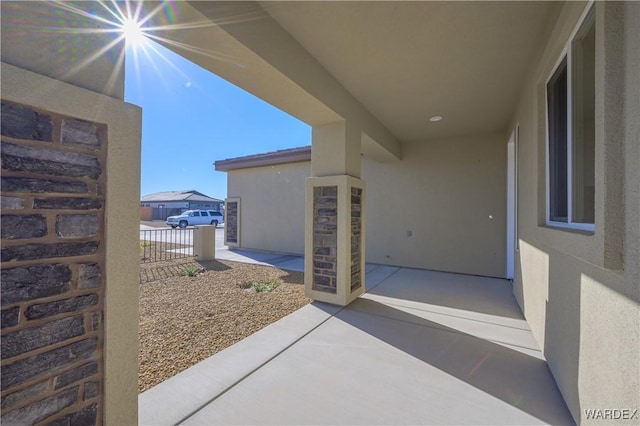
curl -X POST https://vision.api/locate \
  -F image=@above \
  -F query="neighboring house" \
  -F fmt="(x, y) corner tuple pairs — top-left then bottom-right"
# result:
(1, 2), (638, 425)
(215, 147), (311, 256)
(140, 190), (223, 220)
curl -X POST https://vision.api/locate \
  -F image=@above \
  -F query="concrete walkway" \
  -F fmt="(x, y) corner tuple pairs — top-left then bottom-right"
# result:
(139, 259), (574, 425)
(214, 248), (305, 272)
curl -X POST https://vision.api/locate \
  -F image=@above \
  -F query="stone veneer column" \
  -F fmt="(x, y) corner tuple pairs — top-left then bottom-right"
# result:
(0, 101), (106, 424)
(305, 175), (366, 305)
(306, 121), (365, 306)
(224, 197), (240, 248)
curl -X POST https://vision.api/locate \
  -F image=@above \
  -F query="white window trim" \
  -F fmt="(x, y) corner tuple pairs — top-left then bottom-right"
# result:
(544, 1), (595, 233)
(515, 124), (519, 252)
(506, 125), (519, 279)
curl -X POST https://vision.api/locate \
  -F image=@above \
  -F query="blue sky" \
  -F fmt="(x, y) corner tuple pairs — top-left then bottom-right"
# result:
(124, 39), (311, 201)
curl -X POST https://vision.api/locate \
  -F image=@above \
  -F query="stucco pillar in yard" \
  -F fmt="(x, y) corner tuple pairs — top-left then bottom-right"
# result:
(305, 121), (366, 305)
(193, 225), (216, 261)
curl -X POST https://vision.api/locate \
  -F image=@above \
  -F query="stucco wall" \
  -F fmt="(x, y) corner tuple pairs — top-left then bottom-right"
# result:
(226, 132), (507, 279)
(511, 2), (640, 423)
(228, 162), (310, 255)
(363, 134), (507, 278)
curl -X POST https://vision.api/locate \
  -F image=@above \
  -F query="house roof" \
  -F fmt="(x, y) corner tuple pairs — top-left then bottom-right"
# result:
(141, 190), (223, 203)
(214, 146), (311, 171)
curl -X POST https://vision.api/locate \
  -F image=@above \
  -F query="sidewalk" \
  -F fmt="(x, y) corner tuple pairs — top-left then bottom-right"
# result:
(214, 248), (305, 272)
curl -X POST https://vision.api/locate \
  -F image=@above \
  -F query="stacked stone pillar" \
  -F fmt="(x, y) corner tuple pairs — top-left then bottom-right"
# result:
(305, 121), (365, 305)
(224, 197), (240, 248)
(0, 101), (106, 424)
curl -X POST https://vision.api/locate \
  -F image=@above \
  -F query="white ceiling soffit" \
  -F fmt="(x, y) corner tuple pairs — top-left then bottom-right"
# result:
(259, 1), (560, 143)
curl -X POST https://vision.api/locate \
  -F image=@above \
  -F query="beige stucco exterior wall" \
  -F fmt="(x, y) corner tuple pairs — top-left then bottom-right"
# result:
(228, 162), (310, 255)
(363, 134), (507, 278)
(1, 63), (141, 425)
(511, 1), (640, 423)
(226, 131), (506, 279)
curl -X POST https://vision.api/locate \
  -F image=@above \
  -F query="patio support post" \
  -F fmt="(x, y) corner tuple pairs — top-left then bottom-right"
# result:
(305, 121), (366, 305)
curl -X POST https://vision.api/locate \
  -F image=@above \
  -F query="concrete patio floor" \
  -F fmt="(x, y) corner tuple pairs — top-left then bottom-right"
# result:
(139, 260), (574, 425)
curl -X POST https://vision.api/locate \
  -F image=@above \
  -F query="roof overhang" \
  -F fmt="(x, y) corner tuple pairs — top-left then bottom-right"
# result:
(215, 146), (311, 171)
(143, 1), (560, 152)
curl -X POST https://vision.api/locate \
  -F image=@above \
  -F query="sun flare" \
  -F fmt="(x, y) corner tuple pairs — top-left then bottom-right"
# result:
(42, 0), (237, 95)
(120, 17), (146, 48)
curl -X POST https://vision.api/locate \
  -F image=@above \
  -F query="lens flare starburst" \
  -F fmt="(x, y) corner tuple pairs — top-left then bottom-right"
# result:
(119, 17), (146, 48)
(7, 0), (262, 96)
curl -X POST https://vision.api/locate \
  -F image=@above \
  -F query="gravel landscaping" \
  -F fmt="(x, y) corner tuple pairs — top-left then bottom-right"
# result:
(139, 258), (310, 393)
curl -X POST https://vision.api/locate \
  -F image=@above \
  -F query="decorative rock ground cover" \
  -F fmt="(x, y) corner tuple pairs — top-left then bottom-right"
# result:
(138, 258), (309, 392)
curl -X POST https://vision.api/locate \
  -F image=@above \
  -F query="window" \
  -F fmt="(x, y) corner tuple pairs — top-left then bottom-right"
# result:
(201, 211), (209, 216)
(546, 5), (595, 231)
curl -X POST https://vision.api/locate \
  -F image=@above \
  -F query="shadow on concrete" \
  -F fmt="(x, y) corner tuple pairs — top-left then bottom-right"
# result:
(338, 298), (575, 425)
(226, 249), (297, 262)
(367, 267), (524, 319)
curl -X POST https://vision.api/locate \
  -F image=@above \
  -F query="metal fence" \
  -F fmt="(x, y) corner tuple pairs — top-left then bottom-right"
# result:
(139, 228), (193, 263)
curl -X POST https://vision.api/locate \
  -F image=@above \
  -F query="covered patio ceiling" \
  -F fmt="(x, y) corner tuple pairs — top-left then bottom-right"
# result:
(258, 1), (561, 143)
(146, 1), (560, 154)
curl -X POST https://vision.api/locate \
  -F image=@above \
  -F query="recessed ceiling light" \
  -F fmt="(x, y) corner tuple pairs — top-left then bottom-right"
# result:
(429, 116), (443, 122)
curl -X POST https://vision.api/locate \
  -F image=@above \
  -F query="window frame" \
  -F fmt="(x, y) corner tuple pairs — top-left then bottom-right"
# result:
(544, 2), (596, 233)
(515, 124), (519, 252)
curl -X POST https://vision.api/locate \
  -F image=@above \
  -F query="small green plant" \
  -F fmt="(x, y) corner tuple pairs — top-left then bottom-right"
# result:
(139, 240), (150, 254)
(251, 280), (279, 293)
(182, 266), (200, 277)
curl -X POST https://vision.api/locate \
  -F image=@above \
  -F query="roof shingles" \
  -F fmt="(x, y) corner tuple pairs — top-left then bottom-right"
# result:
(141, 190), (222, 203)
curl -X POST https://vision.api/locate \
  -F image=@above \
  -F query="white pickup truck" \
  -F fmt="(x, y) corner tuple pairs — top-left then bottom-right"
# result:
(166, 210), (224, 228)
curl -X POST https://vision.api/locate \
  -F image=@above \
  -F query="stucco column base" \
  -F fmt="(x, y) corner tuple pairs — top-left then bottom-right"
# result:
(305, 175), (366, 306)
(193, 225), (216, 261)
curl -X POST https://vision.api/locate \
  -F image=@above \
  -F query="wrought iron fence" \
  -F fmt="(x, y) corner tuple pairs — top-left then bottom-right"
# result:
(139, 228), (194, 263)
